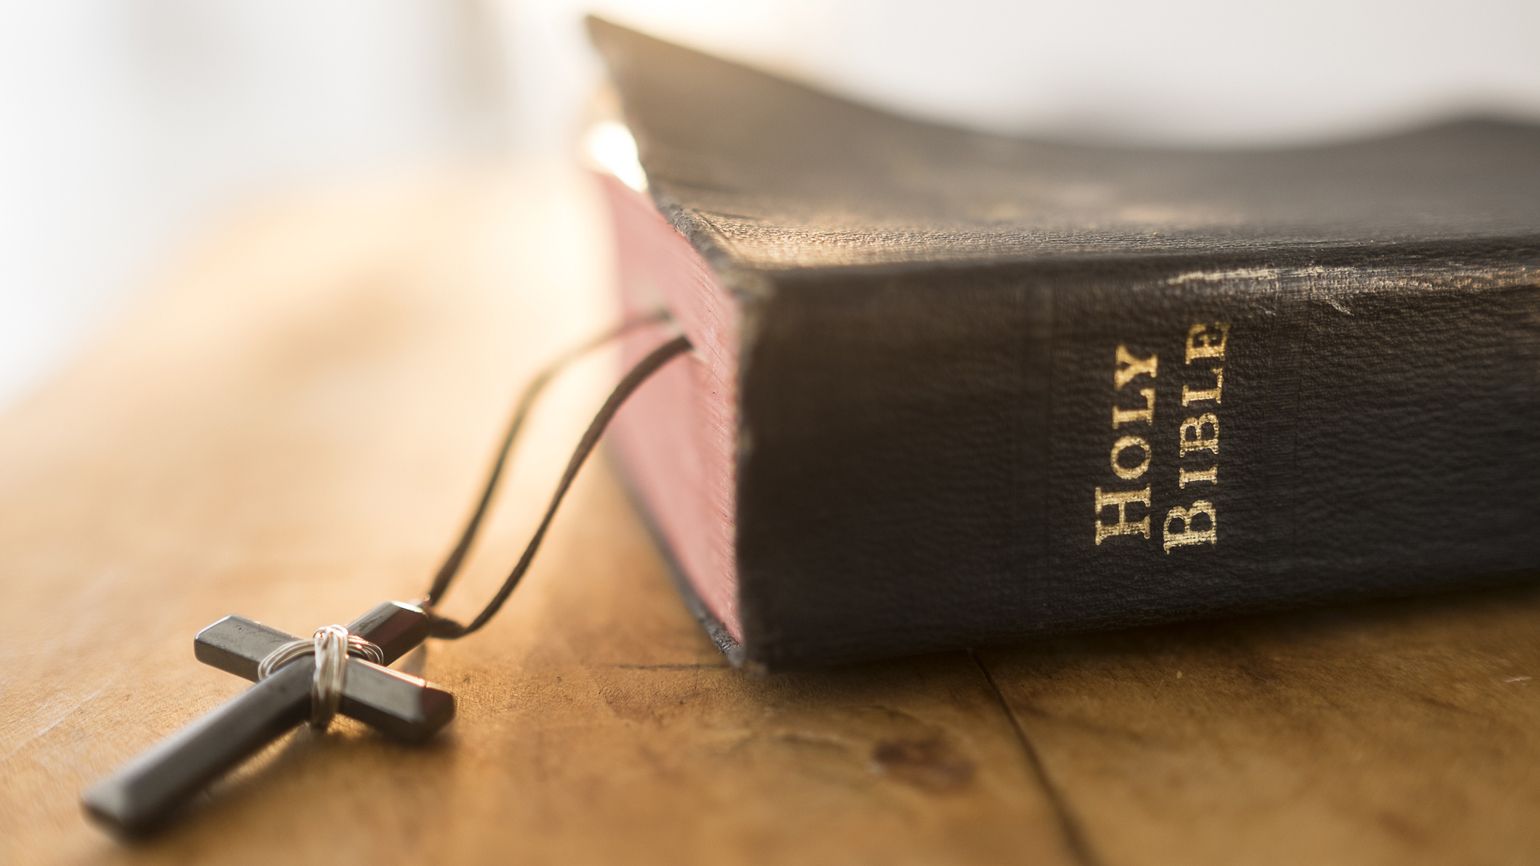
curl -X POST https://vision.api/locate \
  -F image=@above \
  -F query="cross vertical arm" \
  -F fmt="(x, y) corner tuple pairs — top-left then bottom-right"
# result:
(81, 661), (313, 834)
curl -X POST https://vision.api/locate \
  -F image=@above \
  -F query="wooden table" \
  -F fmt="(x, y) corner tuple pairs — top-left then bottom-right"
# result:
(2, 165), (1537, 866)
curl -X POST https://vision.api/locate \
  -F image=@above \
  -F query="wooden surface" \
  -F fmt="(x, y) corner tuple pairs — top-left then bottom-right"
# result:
(1, 165), (1537, 866)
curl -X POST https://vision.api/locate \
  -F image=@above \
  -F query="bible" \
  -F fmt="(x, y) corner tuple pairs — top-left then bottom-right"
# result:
(588, 19), (1540, 669)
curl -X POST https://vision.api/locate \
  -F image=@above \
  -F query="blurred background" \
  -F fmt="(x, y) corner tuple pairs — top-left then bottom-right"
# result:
(3, 0), (1538, 408)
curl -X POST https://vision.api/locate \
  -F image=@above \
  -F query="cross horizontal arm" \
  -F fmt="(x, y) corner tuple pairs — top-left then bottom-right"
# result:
(346, 601), (433, 663)
(341, 661), (455, 741)
(194, 616), (293, 679)
(194, 601), (432, 678)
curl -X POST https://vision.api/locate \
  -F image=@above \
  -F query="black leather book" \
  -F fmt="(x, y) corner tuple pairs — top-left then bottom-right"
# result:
(589, 18), (1540, 669)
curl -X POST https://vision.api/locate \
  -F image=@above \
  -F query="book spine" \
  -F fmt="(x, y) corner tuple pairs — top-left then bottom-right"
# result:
(732, 246), (1540, 667)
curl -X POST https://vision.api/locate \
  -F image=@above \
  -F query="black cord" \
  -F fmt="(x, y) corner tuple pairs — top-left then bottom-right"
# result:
(423, 309), (670, 607)
(423, 326), (691, 640)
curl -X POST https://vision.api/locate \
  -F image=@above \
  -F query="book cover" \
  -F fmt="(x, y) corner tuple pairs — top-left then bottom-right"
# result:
(590, 18), (1540, 669)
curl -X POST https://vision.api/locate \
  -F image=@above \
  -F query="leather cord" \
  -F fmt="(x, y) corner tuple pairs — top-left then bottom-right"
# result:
(422, 317), (690, 639)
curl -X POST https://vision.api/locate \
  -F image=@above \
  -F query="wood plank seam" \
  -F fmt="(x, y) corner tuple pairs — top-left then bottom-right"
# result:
(972, 650), (1104, 866)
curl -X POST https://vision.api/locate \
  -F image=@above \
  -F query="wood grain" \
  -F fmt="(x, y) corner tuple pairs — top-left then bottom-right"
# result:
(0, 165), (1535, 866)
(984, 588), (1540, 866)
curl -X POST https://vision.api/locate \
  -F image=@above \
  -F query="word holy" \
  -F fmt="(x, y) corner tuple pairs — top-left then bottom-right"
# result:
(1093, 322), (1230, 552)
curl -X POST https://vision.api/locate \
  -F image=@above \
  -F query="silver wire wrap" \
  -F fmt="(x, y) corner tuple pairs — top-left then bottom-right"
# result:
(255, 626), (385, 730)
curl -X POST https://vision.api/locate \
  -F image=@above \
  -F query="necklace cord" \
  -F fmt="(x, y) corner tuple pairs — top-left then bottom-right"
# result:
(423, 309), (670, 607)
(423, 320), (690, 640)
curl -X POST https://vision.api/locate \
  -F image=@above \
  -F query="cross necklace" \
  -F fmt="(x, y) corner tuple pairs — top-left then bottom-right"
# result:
(83, 323), (689, 835)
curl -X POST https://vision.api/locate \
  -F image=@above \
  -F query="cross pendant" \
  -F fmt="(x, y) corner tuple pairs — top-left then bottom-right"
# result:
(82, 601), (455, 835)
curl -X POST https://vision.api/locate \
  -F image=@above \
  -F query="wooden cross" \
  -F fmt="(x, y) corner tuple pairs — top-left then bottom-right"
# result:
(82, 601), (455, 835)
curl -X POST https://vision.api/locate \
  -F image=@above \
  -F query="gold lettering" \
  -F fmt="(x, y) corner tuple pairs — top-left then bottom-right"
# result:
(1111, 387), (1155, 428)
(1163, 501), (1217, 552)
(1094, 486), (1151, 544)
(1185, 322), (1230, 363)
(1110, 436), (1151, 481)
(1179, 413), (1220, 456)
(1178, 465), (1218, 488)
(1181, 367), (1224, 406)
(1114, 345), (1158, 390)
